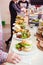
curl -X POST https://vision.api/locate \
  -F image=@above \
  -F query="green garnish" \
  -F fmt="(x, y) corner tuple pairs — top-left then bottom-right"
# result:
(33, 19), (39, 22)
(21, 31), (30, 39)
(16, 42), (32, 49)
(20, 23), (26, 29)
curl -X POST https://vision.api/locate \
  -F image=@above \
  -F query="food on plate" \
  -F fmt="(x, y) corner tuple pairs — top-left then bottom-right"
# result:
(15, 40), (32, 52)
(15, 29), (21, 33)
(36, 27), (43, 41)
(16, 15), (24, 21)
(15, 19), (25, 25)
(38, 27), (43, 32)
(32, 19), (39, 22)
(15, 21), (26, 29)
(39, 40), (43, 47)
(20, 24), (25, 29)
(14, 15), (26, 30)
(37, 27), (43, 35)
(37, 40), (43, 50)
(17, 29), (31, 39)
(16, 20), (23, 24)
(13, 24), (26, 33)
(15, 15), (25, 26)
(20, 23), (25, 29)
(40, 23), (43, 26)
(13, 25), (21, 33)
(39, 19), (43, 26)
(30, 9), (34, 14)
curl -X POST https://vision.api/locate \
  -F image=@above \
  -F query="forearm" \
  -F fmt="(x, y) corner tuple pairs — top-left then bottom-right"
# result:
(16, 3), (21, 9)
(12, 3), (21, 13)
(0, 50), (8, 63)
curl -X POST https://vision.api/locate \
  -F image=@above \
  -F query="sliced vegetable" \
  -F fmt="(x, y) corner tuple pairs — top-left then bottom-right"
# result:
(15, 42), (32, 51)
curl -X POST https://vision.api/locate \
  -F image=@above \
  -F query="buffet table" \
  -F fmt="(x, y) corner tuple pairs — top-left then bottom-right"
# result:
(4, 26), (43, 65)
(3, 5), (43, 65)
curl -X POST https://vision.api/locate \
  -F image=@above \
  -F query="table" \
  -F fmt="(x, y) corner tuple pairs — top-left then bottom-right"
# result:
(4, 26), (43, 65)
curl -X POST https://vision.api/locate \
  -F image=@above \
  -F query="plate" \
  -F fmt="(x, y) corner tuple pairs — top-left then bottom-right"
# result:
(12, 40), (38, 56)
(13, 33), (31, 41)
(29, 14), (38, 19)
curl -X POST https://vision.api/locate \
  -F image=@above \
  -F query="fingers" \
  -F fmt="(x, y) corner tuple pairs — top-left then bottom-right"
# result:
(11, 57), (21, 64)
(15, 54), (21, 61)
(11, 60), (17, 64)
(12, 58), (20, 63)
(13, 53), (21, 60)
(7, 52), (21, 64)
(11, 53), (21, 64)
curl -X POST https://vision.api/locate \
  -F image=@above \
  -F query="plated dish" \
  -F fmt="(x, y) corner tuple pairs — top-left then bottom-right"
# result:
(15, 40), (32, 52)
(16, 15), (24, 21)
(13, 22), (26, 29)
(32, 19), (39, 23)
(36, 27), (43, 49)
(36, 27), (43, 36)
(12, 40), (37, 55)
(13, 29), (31, 40)
(13, 15), (26, 33)
(17, 29), (30, 38)
(29, 14), (38, 19)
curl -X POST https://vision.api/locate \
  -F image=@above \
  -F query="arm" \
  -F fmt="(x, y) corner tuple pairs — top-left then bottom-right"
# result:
(16, 3), (21, 10)
(18, 1), (20, 6)
(0, 15), (8, 63)
(0, 50), (8, 63)
(0, 14), (3, 50)
(12, 3), (21, 13)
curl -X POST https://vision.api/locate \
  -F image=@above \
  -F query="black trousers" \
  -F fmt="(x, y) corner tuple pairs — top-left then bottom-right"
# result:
(6, 19), (15, 45)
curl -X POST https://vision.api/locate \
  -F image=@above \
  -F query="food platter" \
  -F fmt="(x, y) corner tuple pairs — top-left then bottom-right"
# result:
(12, 15), (38, 56)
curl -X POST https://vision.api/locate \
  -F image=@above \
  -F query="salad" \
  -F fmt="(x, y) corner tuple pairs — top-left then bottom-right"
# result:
(32, 19), (39, 22)
(17, 29), (31, 39)
(15, 40), (32, 52)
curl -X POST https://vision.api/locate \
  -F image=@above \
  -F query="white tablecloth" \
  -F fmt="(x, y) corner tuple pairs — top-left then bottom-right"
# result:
(5, 26), (43, 65)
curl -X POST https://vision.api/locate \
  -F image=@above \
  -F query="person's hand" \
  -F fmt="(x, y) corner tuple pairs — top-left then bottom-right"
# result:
(21, 7), (26, 13)
(6, 52), (21, 64)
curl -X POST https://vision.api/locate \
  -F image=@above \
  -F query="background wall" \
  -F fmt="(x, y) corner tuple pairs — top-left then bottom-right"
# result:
(0, 0), (11, 24)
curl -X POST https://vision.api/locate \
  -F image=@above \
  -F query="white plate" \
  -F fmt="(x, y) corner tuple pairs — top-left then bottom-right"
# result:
(29, 14), (38, 19)
(12, 40), (38, 56)
(13, 34), (31, 41)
